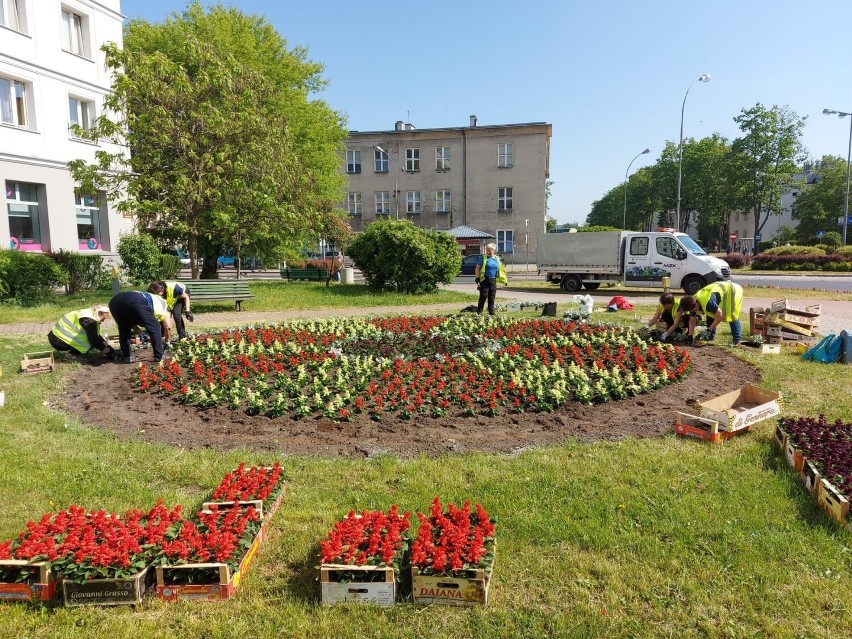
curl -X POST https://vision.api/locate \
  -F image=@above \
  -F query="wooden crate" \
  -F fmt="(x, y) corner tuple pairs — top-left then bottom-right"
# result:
(204, 475), (288, 524)
(773, 424), (787, 452)
(768, 310), (820, 327)
(320, 564), (396, 606)
(765, 314), (812, 336)
(155, 527), (265, 602)
(801, 460), (821, 495)
(0, 560), (59, 602)
(749, 308), (767, 336)
(816, 479), (851, 529)
(411, 565), (491, 607)
(784, 438), (805, 472)
(63, 566), (153, 606)
(201, 499), (264, 518)
(770, 299), (821, 316)
(20, 352), (54, 374)
(673, 412), (749, 444)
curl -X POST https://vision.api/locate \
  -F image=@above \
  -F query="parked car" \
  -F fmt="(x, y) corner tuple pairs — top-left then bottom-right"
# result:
(460, 253), (483, 276)
(165, 248), (191, 267)
(217, 254), (263, 269)
(216, 255), (235, 268)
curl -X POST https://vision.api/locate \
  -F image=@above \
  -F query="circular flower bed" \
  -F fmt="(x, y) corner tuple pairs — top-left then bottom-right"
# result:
(135, 316), (691, 422)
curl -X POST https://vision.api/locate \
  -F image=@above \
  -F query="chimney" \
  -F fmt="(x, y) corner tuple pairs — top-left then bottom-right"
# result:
(394, 120), (404, 131)
(469, 115), (477, 127)
(405, 123), (416, 130)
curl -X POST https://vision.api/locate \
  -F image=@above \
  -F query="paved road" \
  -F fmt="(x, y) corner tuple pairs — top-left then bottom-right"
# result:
(732, 274), (852, 292)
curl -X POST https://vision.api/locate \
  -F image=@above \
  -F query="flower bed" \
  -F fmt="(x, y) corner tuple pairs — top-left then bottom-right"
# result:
(135, 315), (691, 422)
(410, 497), (496, 606)
(319, 506), (411, 606)
(776, 414), (852, 529)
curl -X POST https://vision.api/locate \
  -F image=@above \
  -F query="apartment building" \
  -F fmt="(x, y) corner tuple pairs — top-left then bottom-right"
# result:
(1, 0), (131, 257)
(343, 116), (552, 263)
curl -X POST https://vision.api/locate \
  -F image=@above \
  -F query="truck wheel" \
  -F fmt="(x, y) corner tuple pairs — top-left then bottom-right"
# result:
(583, 282), (601, 291)
(682, 275), (706, 295)
(560, 274), (583, 292)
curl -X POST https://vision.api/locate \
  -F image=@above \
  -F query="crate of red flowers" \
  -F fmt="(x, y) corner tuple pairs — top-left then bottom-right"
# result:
(0, 560), (58, 602)
(410, 498), (496, 607)
(202, 462), (288, 524)
(318, 506), (410, 606)
(154, 504), (265, 602)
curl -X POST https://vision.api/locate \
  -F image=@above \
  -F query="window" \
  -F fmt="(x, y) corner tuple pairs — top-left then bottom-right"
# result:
(497, 230), (514, 254)
(347, 192), (362, 216)
(1, 0), (26, 32)
(655, 237), (682, 259)
(375, 191), (390, 215)
(629, 236), (649, 256)
(498, 187), (513, 212)
(498, 143), (514, 168)
(0, 76), (29, 128)
(436, 190), (451, 214)
(346, 150), (361, 174)
(405, 147), (420, 172)
(436, 146), (451, 171)
(61, 8), (89, 58)
(6, 181), (42, 249)
(75, 191), (101, 249)
(406, 191), (421, 214)
(374, 148), (388, 172)
(68, 96), (94, 138)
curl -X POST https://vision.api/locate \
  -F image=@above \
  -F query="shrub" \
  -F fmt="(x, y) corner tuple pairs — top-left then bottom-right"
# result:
(347, 219), (460, 293)
(760, 245), (826, 257)
(822, 231), (842, 250)
(46, 250), (104, 294)
(757, 241), (774, 253)
(723, 252), (752, 269)
(116, 233), (165, 284)
(836, 245), (852, 258)
(159, 254), (182, 280)
(0, 249), (67, 304)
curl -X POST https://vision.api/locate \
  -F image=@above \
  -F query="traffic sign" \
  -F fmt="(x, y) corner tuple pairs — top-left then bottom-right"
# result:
(816, 230), (825, 238)
(754, 233), (762, 242)
(838, 216), (852, 225)
(729, 232), (737, 241)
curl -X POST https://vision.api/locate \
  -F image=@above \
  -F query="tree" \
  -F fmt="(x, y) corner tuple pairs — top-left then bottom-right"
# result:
(70, 3), (347, 278)
(346, 219), (460, 293)
(545, 216), (558, 233)
(792, 155), (848, 240)
(731, 104), (807, 244)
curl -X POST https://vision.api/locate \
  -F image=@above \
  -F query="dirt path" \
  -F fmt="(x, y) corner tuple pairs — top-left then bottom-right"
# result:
(60, 343), (758, 459)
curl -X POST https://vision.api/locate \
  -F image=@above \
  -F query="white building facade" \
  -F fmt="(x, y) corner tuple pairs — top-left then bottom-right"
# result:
(0, 0), (131, 257)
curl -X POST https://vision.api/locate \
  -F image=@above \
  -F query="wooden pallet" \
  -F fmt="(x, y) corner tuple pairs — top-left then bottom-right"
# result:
(770, 299), (821, 316)
(769, 310), (820, 327)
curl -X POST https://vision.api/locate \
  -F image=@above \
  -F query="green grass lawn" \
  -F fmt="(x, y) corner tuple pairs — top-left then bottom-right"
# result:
(0, 298), (850, 638)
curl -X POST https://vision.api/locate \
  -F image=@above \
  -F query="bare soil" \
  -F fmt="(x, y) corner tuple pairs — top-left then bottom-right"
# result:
(60, 346), (758, 459)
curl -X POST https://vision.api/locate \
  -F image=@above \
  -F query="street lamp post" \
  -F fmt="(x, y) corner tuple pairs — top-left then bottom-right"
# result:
(676, 73), (711, 230)
(375, 145), (399, 219)
(823, 108), (852, 246)
(623, 148), (651, 229)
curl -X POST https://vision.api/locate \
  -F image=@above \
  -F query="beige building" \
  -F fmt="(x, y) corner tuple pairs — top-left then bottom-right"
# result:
(342, 116), (552, 264)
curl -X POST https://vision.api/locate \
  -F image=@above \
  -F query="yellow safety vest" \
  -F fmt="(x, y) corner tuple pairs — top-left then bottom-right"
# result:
(51, 308), (100, 352)
(150, 293), (168, 321)
(479, 255), (508, 285)
(695, 282), (743, 322)
(164, 281), (182, 310)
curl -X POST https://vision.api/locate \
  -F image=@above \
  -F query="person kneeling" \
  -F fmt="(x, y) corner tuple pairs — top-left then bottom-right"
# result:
(48, 305), (116, 362)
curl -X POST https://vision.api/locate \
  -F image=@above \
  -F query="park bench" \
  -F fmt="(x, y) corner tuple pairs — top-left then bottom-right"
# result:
(177, 279), (255, 311)
(280, 267), (329, 281)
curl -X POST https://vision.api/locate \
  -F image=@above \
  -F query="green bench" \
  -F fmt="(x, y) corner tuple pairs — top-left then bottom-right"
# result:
(280, 267), (329, 281)
(177, 280), (255, 311)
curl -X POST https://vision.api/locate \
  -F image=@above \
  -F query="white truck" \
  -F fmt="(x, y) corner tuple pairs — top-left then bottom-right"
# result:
(538, 230), (731, 295)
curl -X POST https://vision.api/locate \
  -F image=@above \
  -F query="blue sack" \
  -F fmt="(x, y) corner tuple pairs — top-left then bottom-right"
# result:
(802, 333), (842, 364)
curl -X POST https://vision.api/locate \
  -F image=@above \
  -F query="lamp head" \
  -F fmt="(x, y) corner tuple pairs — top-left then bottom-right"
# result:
(698, 73), (711, 82)
(642, 148), (651, 154)
(375, 145), (386, 153)
(823, 108), (836, 115)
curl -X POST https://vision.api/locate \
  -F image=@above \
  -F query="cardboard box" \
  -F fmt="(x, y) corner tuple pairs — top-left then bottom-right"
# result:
(773, 424), (787, 452)
(784, 439), (805, 472)
(20, 352), (54, 374)
(766, 326), (782, 337)
(62, 566), (153, 606)
(801, 460), (821, 495)
(761, 344), (781, 355)
(201, 499), (264, 518)
(155, 526), (265, 602)
(320, 564), (396, 606)
(411, 565), (491, 607)
(698, 384), (782, 432)
(769, 300), (821, 316)
(768, 310), (820, 327)
(0, 560), (58, 602)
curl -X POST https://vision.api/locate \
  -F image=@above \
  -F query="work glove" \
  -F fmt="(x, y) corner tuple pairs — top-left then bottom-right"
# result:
(658, 333), (670, 343)
(185, 312), (195, 322)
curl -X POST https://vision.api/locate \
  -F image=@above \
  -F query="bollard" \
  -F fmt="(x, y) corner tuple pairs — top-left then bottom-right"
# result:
(661, 276), (670, 292)
(111, 266), (120, 295)
(341, 267), (354, 284)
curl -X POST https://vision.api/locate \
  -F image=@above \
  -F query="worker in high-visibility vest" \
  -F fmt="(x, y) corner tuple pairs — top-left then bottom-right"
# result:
(662, 282), (743, 346)
(646, 292), (690, 337)
(148, 280), (193, 340)
(48, 305), (116, 361)
(108, 289), (171, 364)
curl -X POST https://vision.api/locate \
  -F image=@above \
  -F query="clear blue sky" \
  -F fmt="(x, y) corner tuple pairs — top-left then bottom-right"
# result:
(120, 0), (852, 225)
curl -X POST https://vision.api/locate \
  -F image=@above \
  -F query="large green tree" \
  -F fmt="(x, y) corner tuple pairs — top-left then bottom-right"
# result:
(731, 104), (807, 244)
(791, 155), (849, 241)
(70, 2), (346, 278)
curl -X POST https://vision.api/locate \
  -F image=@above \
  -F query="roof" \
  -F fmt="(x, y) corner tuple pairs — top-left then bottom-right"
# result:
(445, 226), (493, 239)
(349, 122), (550, 135)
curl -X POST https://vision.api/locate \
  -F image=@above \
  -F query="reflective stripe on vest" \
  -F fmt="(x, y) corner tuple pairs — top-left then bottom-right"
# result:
(51, 309), (99, 352)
